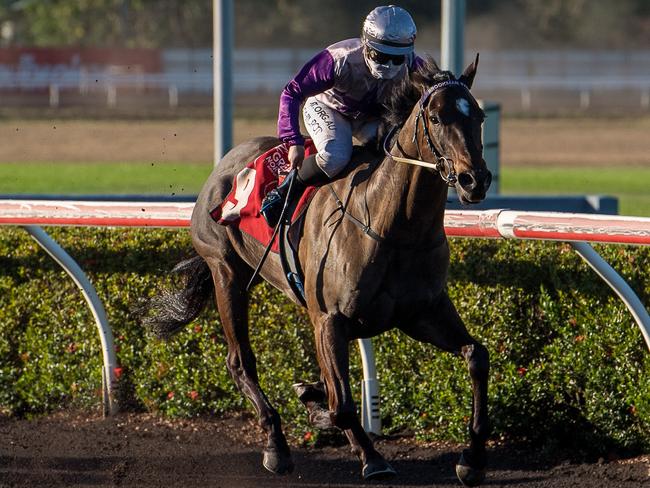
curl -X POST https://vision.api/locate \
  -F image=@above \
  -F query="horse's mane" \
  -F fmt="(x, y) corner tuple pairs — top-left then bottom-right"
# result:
(381, 57), (455, 129)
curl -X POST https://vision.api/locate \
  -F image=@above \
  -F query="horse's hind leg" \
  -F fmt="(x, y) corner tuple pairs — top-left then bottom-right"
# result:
(312, 312), (396, 480)
(293, 381), (333, 428)
(210, 255), (293, 475)
(400, 292), (489, 487)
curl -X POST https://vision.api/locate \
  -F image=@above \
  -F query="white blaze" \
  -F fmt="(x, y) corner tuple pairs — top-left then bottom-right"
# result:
(456, 98), (470, 116)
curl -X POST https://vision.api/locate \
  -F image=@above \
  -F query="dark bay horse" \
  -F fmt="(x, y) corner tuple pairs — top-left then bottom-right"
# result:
(145, 57), (492, 486)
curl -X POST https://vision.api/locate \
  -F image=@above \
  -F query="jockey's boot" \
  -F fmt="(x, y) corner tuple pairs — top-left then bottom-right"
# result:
(260, 169), (303, 228)
(260, 154), (329, 228)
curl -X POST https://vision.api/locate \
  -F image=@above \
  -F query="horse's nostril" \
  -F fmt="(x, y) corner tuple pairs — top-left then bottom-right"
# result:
(484, 171), (492, 191)
(458, 172), (476, 190)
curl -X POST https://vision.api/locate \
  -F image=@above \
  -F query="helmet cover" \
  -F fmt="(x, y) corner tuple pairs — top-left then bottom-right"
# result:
(362, 5), (416, 55)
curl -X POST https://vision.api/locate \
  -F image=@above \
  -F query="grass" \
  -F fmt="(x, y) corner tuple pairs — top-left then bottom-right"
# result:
(0, 161), (211, 197)
(0, 161), (648, 217)
(501, 166), (650, 217)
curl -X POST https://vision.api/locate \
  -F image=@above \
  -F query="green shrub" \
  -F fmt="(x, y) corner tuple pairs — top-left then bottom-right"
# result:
(0, 227), (648, 453)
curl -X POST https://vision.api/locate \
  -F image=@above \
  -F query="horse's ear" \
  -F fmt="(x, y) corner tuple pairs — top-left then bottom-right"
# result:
(459, 53), (479, 89)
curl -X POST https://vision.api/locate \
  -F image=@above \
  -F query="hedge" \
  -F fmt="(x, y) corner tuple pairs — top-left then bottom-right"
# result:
(0, 227), (648, 454)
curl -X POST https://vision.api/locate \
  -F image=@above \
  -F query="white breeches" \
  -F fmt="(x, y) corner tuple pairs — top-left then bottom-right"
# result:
(302, 97), (379, 178)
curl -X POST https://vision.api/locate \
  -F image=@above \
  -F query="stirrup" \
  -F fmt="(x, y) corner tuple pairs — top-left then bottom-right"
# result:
(260, 189), (285, 227)
(261, 188), (282, 212)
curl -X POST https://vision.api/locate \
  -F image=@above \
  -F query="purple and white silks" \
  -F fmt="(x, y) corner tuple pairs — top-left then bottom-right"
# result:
(277, 38), (423, 148)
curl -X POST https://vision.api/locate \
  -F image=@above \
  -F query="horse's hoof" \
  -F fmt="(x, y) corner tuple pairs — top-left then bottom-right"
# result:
(308, 406), (334, 429)
(362, 459), (397, 480)
(262, 448), (294, 475)
(293, 381), (333, 429)
(455, 451), (486, 487)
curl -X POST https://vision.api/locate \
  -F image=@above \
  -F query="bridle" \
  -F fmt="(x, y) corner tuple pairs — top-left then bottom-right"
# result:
(383, 79), (470, 187)
(327, 79), (469, 248)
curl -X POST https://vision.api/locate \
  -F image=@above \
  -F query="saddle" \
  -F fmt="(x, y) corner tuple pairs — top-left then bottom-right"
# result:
(210, 141), (317, 304)
(211, 142), (384, 305)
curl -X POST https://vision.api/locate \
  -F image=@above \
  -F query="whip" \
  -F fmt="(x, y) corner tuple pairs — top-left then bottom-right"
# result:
(246, 170), (296, 291)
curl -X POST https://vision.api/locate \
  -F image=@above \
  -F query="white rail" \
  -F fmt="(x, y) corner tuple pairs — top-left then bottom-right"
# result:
(1, 201), (649, 432)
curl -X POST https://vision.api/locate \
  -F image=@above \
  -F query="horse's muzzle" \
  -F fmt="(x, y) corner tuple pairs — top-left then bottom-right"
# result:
(456, 167), (492, 203)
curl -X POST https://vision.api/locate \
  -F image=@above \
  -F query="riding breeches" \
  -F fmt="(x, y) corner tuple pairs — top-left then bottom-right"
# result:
(302, 97), (379, 178)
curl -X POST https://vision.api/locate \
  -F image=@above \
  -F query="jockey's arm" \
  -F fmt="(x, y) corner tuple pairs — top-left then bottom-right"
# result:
(277, 49), (336, 148)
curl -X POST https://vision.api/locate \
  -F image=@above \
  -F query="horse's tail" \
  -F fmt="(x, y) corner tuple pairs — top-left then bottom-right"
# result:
(140, 254), (214, 340)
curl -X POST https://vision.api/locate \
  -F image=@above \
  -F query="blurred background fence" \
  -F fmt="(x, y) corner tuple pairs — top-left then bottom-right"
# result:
(2, 47), (649, 114)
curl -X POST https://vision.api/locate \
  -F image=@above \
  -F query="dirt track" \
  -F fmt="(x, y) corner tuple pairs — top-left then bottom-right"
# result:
(1, 411), (648, 488)
(1, 117), (649, 167)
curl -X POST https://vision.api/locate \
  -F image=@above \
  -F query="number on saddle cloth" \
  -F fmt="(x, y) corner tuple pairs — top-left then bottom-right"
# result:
(209, 140), (318, 253)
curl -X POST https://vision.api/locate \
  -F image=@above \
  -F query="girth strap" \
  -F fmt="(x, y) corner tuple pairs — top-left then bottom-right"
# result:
(328, 187), (385, 242)
(327, 186), (447, 250)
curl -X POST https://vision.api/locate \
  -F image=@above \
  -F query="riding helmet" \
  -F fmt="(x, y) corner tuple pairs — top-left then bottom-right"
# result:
(362, 5), (417, 55)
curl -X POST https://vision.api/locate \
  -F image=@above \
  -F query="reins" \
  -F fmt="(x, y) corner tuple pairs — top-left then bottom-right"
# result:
(383, 79), (471, 187)
(382, 126), (456, 186)
(326, 79), (471, 249)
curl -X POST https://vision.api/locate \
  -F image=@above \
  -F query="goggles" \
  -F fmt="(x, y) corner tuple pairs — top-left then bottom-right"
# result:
(366, 47), (406, 65)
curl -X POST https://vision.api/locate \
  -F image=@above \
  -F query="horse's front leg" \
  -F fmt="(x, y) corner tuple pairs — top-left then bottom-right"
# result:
(312, 312), (396, 480)
(400, 292), (490, 487)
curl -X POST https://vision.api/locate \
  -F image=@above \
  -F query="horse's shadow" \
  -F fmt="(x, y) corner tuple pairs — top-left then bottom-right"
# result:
(288, 443), (551, 486)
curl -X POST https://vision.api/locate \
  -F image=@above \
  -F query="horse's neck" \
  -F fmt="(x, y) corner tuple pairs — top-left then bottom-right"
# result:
(365, 122), (448, 245)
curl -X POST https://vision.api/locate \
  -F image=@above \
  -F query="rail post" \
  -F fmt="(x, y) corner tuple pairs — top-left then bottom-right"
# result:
(571, 241), (650, 351)
(23, 225), (119, 416)
(358, 338), (381, 435)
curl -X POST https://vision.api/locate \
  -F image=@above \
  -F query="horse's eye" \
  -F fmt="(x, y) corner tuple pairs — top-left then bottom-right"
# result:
(429, 115), (440, 125)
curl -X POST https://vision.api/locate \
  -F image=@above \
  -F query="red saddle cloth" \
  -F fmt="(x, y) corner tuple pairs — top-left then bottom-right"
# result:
(210, 140), (318, 252)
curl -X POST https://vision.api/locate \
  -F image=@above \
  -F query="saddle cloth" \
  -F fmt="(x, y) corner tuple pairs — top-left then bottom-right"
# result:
(209, 140), (318, 252)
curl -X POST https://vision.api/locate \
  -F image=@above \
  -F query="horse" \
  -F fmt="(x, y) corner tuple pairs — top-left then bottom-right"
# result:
(144, 56), (492, 486)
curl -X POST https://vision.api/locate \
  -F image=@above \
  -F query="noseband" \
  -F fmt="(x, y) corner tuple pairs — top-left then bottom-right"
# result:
(383, 79), (470, 187)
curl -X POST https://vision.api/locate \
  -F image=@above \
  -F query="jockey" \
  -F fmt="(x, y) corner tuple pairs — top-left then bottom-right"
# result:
(261, 5), (424, 227)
